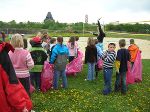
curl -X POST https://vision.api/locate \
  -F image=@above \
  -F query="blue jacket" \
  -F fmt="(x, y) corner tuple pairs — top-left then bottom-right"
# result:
(50, 43), (69, 64)
(96, 42), (103, 50)
(96, 42), (103, 59)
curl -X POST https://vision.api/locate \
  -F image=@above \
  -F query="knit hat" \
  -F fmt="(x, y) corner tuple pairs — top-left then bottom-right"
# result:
(32, 36), (42, 43)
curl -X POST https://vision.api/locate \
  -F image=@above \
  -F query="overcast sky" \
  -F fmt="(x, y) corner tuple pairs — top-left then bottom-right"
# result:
(0, 0), (150, 23)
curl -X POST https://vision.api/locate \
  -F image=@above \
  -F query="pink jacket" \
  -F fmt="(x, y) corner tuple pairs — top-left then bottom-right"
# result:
(67, 42), (78, 56)
(9, 48), (34, 78)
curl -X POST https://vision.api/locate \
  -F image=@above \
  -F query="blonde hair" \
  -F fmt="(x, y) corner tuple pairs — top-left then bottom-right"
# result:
(11, 34), (24, 48)
(87, 37), (95, 46)
(36, 32), (42, 37)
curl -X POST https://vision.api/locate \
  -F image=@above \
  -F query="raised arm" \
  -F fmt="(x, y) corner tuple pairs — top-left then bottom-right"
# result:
(97, 19), (106, 43)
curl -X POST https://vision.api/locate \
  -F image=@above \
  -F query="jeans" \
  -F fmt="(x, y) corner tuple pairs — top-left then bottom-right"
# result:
(19, 77), (30, 96)
(103, 68), (113, 94)
(87, 63), (95, 81)
(30, 72), (41, 90)
(115, 72), (127, 93)
(53, 69), (68, 89)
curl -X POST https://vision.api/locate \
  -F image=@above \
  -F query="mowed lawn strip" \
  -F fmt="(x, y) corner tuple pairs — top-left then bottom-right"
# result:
(31, 59), (150, 112)
(106, 32), (150, 41)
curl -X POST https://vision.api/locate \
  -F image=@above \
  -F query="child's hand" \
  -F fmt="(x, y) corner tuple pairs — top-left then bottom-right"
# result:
(102, 55), (107, 60)
(116, 70), (119, 74)
(22, 107), (28, 112)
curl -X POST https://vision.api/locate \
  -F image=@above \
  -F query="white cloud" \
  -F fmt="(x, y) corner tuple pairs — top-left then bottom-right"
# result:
(0, 0), (149, 23)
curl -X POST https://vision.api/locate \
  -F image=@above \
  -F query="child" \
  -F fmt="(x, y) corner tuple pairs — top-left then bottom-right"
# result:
(1, 31), (6, 42)
(67, 36), (78, 62)
(95, 39), (103, 79)
(42, 32), (51, 47)
(36, 32), (42, 37)
(21, 34), (28, 49)
(102, 43), (116, 95)
(50, 36), (69, 89)
(75, 36), (79, 42)
(49, 37), (56, 57)
(97, 19), (105, 44)
(42, 32), (51, 40)
(9, 34), (34, 96)
(93, 18), (105, 50)
(0, 41), (32, 112)
(115, 39), (130, 94)
(128, 39), (139, 68)
(85, 37), (97, 81)
(29, 36), (48, 91)
(36, 32), (49, 54)
(75, 36), (80, 55)
(41, 36), (48, 50)
(8, 31), (13, 41)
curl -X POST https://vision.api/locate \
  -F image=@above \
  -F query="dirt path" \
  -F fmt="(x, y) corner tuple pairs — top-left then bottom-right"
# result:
(27, 37), (150, 59)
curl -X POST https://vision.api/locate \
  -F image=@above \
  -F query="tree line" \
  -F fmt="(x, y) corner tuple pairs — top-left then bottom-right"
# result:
(0, 20), (97, 33)
(0, 20), (150, 34)
(106, 23), (150, 34)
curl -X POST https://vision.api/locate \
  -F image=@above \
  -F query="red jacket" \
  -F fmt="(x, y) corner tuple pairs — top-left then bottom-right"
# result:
(0, 42), (32, 112)
(0, 65), (32, 112)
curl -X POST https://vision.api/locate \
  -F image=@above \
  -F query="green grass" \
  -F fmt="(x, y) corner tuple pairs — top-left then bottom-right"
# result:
(0, 37), (10, 42)
(31, 59), (150, 112)
(48, 32), (94, 37)
(106, 32), (150, 41)
(28, 32), (94, 38)
(27, 32), (150, 41)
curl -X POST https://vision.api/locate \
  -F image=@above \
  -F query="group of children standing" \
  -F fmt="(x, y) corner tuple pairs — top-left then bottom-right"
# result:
(7, 31), (140, 97)
(0, 31), (140, 111)
(85, 36), (139, 95)
(8, 33), (80, 94)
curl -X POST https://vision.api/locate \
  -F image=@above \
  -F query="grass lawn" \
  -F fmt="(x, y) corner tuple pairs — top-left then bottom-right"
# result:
(31, 59), (150, 112)
(26, 32), (150, 41)
(2, 32), (150, 41)
(27, 32), (94, 38)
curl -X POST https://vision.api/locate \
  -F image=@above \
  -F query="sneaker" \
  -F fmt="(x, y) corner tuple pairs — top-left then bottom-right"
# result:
(102, 89), (111, 95)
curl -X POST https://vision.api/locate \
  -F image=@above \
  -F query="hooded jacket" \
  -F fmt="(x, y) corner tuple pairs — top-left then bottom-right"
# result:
(29, 40), (47, 72)
(128, 44), (139, 62)
(50, 43), (69, 64)
(96, 43), (103, 60)
(0, 42), (32, 112)
(85, 45), (97, 63)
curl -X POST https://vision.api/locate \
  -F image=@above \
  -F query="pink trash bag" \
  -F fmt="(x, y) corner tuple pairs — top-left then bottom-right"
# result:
(126, 61), (135, 85)
(66, 50), (83, 76)
(41, 61), (54, 92)
(132, 51), (142, 82)
(97, 59), (103, 70)
(126, 51), (142, 85)
(29, 83), (35, 94)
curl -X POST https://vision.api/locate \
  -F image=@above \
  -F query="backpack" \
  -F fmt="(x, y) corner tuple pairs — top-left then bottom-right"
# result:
(54, 54), (67, 71)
